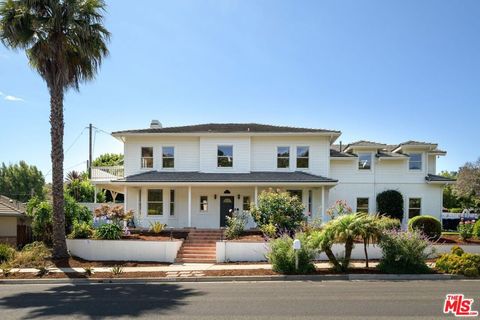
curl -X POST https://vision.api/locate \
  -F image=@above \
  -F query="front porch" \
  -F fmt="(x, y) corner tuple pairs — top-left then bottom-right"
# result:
(91, 169), (337, 229)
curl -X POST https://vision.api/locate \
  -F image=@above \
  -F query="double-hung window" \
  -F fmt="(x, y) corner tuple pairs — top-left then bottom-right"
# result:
(217, 145), (233, 167)
(409, 153), (422, 170)
(296, 146), (309, 169)
(243, 196), (251, 211)
(170, 190), (175, 216)
(356, 198), (369, 213)
(141, 147), (153, 168)
(409, 198), (421, 219)
(162, 147), (174, 168)
(147, 189), (163, 215)
(358, 153), (372, 170)
(277, 147), (290, 168)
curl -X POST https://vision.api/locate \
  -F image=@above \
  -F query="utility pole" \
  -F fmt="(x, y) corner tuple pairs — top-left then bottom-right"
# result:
(88, 123), (93, 179)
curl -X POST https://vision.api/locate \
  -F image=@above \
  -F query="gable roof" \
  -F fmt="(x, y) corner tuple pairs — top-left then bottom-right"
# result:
(112, 123), (341, 135)
(425, 174), (456, 183)
(330, 149), (357, 158)
(114, 171), (338, 184)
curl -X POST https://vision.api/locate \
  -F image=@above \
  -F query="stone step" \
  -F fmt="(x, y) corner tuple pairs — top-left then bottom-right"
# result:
(181, 243), (216, 248)
(176, 258), (216, 263)
(176, 253), (216, 259)
(180, 248), (216, 254)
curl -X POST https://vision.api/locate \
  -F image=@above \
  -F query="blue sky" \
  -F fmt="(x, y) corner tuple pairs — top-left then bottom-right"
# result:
(1, 0), (479, 181)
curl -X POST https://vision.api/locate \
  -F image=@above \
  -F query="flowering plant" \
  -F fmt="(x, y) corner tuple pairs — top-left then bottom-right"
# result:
(94, 204), (134, 226)
(326, 200), (352, 219)
(458, 219), (475, 241)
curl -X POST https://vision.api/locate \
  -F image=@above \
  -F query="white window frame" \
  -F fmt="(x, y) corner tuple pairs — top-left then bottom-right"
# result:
(200, 196), (209, 212)
(141, 146), (154, 169)
(296, 146), (309, 169)
(147, 189), (163, 216)
(408, 198), (422, 219)
(358, 153), (372, 170)
(169, 189), (175, 216)
(356, 197), (369, 213)
(242, 196), (251, 212)
(409, 153), (423, 171)
(162, 146), (175, 169)
(277, 146), (290, 169)
(217, 145), (234, 168)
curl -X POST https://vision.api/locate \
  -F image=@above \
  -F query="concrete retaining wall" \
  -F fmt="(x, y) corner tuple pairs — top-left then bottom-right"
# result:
(67, 239), (183, 263)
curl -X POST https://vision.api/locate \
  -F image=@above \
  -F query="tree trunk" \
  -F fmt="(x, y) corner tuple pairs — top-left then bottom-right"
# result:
(50, 84), (68, 259)
(364, 240), (369, 268)
(342, 238), (354, 272)
(324, 246), (341, 271)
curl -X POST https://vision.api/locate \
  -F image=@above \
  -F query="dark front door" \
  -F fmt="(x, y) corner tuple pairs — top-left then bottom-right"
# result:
(220, 196), (235, 227)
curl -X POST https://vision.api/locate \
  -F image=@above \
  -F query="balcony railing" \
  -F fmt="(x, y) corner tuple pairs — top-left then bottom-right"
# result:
(91, 166), (124, 181)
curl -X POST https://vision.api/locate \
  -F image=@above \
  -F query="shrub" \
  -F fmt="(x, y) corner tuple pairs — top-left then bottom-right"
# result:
(94, 223), (122, 240)
(473, 220), (480, 238)
(435, 246), (480, 277)
(377, 230), (433, 274)
(0, 244), (15, 263)
(408, 215), (442, 240)
(260, 223), (277, 238)
(149, 222), (166, 234)
(267, 233), (316, 274)
(68, 221), (94, 239)
(376, 190), (404, 220)
(94, 204), (134, 226)
(250, 190), (305, 233)
(458, 219), (475, 241)
(375, 215), (401, 232)
(10, 242), (51, 268)
(225, 211), (247, 240)
(326, 200), (352, 219)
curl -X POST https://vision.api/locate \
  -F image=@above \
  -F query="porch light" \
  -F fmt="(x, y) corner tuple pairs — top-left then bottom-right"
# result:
(214, 194), (217, 199)
(237, 194), (241, 199)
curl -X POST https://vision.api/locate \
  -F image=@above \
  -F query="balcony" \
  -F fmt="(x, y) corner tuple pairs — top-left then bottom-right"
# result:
(91, 166), (124, 181)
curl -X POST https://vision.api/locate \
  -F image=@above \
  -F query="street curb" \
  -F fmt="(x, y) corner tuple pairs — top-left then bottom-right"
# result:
(0, 273), (466, 285)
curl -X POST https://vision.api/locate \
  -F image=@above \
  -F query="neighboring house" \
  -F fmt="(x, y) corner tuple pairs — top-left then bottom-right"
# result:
(91, 122), (454, 229)
(0, 196), (31, 247)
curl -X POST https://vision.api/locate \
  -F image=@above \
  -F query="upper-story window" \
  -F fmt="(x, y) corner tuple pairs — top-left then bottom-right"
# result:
(218, 145), (233, 167)
(162, 147), (175, 168)
(409, 153), (422, 170)
(296, 146), (309, 169)
(141, 147), (153, 168)
(358, 153), (372, 170)
(277, 147), (290, 168)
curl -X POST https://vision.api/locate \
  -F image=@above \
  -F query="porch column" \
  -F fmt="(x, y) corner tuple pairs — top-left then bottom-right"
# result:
(123, 186), (127, 210)
(321, 186), (325, 222)
(93, 186), (97, 204)
(254, 186), (258, 205)
(187, 186), (192, 227)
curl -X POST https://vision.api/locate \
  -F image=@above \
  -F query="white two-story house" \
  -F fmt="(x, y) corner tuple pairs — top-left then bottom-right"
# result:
(91, 122), (454, 229)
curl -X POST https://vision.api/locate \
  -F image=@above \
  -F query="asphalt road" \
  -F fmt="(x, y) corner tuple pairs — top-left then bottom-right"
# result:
(0, 280), (478, 319)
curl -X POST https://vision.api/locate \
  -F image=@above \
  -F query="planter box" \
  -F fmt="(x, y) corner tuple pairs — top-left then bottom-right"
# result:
(67, 239), (183, 263)
(216, 241), (480, 263)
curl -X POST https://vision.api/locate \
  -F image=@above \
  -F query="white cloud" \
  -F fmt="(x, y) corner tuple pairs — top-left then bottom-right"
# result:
(4, 95), (24, 102)
(0, 92), (3, 96)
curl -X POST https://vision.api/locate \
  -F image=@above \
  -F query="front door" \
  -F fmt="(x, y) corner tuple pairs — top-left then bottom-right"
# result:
(220, 196), (235, 227)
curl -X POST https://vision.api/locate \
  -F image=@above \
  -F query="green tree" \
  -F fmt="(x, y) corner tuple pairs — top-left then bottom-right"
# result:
(376, 190), (404, 220)
(440, 171), (461, 209)
(0, 161), (45, 202)
(454, 158), (480, 208)
(0, 0), (110, 258)
(92, 153), (124, 167)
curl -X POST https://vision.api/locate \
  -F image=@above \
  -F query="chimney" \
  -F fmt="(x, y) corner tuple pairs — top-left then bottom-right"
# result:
(339, 141), (342, 152)
(150, 120), (162, 129)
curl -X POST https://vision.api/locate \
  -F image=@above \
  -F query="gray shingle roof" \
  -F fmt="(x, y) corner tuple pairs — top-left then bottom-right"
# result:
(0, 202), (25, 217)
(115, 171), (337, 183)
(376, 151), (409, 158)
(345, 140), (387, 148)
(112, 123), (341, 135)
(330, 149), (357, 158)
(425, 174), (456, 182)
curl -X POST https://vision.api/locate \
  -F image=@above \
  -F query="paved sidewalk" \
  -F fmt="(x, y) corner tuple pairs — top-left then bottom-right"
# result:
(3, 262), (378, 274)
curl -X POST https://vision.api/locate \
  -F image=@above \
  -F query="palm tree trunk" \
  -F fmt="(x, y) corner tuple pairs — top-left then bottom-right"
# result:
(50, 84), (68, 259)
(364, 240), (369, 268)
(324, 246), (341, 271)
(342, 238), (354, 272)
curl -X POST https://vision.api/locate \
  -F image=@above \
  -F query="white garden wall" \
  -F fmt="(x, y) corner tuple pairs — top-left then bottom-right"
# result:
(67, 239), (183, 263)
(216, 241), (480, 263)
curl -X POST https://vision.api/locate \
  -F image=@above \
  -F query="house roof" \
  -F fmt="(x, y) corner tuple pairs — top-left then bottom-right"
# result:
(112, 123), (341, 135)
(345, 140), (387, 148)
(330, 149), (357, 158)
(114, 171), (338, 184)
(376, 151), (409, 158)
(425, 174), (456, 183)
(0, 200), (26, 218)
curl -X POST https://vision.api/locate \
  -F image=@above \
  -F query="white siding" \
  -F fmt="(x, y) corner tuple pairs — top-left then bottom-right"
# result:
(123, 136), (200, 176)
(199, 137), (251, 173)
(251, 136), (330, 176)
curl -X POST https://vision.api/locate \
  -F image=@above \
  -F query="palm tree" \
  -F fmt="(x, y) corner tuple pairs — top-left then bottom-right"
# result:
(0, 0), (109, 258)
